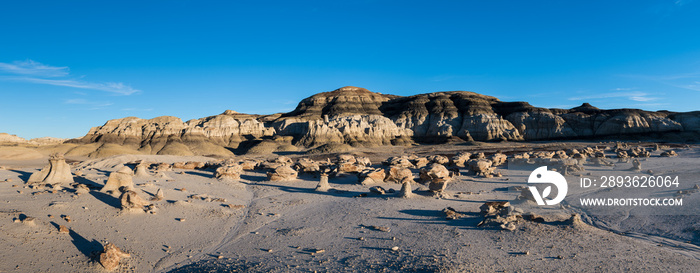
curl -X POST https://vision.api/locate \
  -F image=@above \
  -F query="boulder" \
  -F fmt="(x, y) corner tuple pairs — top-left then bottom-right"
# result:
(369, 186), (386, 195)
(295, 158), (320, 173)
(155, 163), (172, 172)
(489, 153), (507, 166)
(239, 159), (259, 170)
(355, 157), (371, 167)
(450, 152), (472, 167)
(267, 166), (298, 181)
(384, 167), (413, 183)
(215, 164), (243, 181)
(412, 157), (429, 168)
(660, 150), (678, 157)
(418, 164), (451, 192)
(468, 159), (495, 177)
(99, 243), (131, 271)
(427, 155), (449, 165)
(358, 168), (386, 185)
(383, 156), (414, 168)
(119, 189), (151, 211)
(337, 154), (356, 164)
(337, 162), (365, 173)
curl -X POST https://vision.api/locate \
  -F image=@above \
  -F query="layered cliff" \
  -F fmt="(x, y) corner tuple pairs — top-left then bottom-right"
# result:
(70, 86), (699, 156)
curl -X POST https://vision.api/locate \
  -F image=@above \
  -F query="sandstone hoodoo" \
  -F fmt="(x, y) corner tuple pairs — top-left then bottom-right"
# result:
(27, 153), (74, 187)
(101, 166), (135, 195)
(67, 86), (700, 157)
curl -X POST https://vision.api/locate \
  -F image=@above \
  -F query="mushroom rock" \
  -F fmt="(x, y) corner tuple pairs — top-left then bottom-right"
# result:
(385, 167), (413, 183)
(27, 153), (74, 187)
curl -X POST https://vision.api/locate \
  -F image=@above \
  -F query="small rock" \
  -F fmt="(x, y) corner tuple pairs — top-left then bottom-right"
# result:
(369, 186), (386, 195)
(58, 225), (69, 234)
(391, 246), (399, 251)
(177, 218), (185, 222)
(365, 225), (390, 232)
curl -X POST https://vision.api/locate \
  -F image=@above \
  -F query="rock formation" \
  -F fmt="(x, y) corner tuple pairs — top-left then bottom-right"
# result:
(358, 168), (386, 185)
(99, 243), (131, 271)
(119, 189), (151, 212)
(399, 180), (413, 198)
(267, 165), (298, 181)
(419, 164), (452, 192)
(151, 188), (164, 201)
(133, 162), (151, 177)
(385, 167), (413, 183)
(27, 153), (74, 187)
(66, 86), (700, 157)
(101, 166), (135, 194)
(315, 173), (331, 192)
(215, 164), (243, 181)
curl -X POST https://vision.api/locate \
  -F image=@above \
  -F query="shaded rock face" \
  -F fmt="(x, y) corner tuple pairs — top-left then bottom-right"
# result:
(73, 87), (698, 156)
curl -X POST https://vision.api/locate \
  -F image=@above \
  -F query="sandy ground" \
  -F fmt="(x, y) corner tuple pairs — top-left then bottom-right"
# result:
(0, 142), (698, 272)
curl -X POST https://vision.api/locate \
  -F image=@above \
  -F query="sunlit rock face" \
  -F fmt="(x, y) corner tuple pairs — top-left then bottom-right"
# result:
(72, 86), (694, 156)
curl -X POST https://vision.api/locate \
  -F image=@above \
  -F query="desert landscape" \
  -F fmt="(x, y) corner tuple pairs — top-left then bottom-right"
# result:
(3, 1), (700, 272)
(1, 86), (699, 272)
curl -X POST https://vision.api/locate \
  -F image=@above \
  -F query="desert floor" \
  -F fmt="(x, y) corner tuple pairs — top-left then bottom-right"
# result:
(1, 141), (699, 272)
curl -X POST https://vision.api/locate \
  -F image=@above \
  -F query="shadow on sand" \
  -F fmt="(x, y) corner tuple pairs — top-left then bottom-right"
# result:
(49, 221), (103, 258)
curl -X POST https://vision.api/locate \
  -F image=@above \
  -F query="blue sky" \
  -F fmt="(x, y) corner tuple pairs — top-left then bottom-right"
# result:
(1, 0), (699, 139)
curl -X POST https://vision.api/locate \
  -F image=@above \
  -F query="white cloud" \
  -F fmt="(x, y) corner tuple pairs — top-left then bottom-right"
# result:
(0, 60), (140, 95)
(569, 91), (661, 103)
(629, 96), (657, 102)
(121, 108), (153, 111)
(63, 98), (113, 109)
(0, 60), (68, 77)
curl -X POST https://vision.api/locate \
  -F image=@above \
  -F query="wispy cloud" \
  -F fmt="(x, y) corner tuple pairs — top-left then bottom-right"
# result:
(675, 0), (693, 6)
(568, 91), (659, 102)
(121, 108), (153, 111)
(0, 60), (69, 77)
(63, 98), (113, 110)
(621, 72), (700, 92)
(0, 60), (140, 95)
